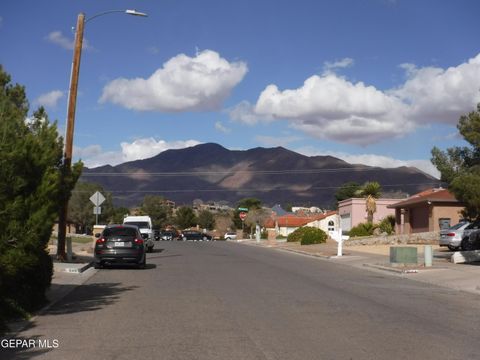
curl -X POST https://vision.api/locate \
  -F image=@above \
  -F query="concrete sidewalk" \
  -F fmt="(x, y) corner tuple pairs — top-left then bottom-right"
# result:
(236, 238), (480, 296)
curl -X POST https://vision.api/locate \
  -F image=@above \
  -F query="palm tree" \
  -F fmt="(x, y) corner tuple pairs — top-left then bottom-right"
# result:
(359, 182), (382, 223)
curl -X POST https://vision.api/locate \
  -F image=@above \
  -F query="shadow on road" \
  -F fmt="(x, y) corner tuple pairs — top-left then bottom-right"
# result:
(43, 282), (138, 316)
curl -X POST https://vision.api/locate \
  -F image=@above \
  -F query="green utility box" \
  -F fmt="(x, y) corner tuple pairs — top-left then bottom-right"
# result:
(390, 246), (418, 265)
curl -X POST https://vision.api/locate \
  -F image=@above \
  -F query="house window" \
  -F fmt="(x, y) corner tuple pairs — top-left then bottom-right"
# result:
(439, 218), (451, 230)
(328, 220), (335, 232)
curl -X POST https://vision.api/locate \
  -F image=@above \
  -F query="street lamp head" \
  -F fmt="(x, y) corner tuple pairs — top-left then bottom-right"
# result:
(125, 9), (148, 17)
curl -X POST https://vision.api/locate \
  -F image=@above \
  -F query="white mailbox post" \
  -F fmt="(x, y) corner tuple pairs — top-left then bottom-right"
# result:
(329, 228), (349, 257)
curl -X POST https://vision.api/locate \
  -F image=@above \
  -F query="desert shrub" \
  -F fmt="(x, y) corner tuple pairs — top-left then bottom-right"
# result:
(348, 222), (376, 237)
(379, 215), (395, 235)
(287, 227), (327, 245)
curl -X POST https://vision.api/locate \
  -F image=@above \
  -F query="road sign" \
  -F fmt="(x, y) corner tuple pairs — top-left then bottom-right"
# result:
(90, 191), (105, 206)
(238, 207), (249, 212)
(239, 212), (247, 221)
(93, 206), (102, 215)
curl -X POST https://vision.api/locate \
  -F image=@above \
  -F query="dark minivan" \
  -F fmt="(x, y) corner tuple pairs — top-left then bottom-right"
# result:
(94, 224), (146, 269)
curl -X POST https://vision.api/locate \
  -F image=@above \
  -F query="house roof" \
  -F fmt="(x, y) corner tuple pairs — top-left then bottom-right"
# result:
(387, 188), (460, 209)
(264, 211), (337, 228)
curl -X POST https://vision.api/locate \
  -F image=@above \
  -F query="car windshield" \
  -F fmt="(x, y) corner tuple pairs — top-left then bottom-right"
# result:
(124, 221), (150, 229)
(103, 227), (137, 238)
(449, 222), (468, 230)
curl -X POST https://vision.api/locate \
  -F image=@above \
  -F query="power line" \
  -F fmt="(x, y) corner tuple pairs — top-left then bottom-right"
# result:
(81, 166), (415, 177)
(72, 182), (441, 194)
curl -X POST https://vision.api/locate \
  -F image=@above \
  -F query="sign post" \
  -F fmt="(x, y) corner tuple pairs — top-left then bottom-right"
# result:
(89, 191), (105, 225)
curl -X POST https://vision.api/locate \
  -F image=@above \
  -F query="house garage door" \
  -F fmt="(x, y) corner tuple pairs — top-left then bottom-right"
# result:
(340, 214), (351, 231)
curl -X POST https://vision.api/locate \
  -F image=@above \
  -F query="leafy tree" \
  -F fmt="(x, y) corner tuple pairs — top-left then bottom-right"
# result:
(358, 182), (382, 223)
(233, 198), (262, 231)
(139, 195), (172, 229)
(197, 210), (215, 230)
(431, 104), (480, 220)
(335, 181), (361, 203)
(68, 181), (114, 233)
(0, 66), (81, 325)
(175, 206), (197, 229)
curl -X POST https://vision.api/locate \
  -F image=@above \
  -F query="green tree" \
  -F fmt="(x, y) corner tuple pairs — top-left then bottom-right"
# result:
(335, 181), (361, 203)
(358, 182), (382, 223)
(175, 206), (197, 229)
(139, 195), (172, 229)
(197, 210), (215, 230)
(68, 181), (114, 233)
(0, 66), (80, 326)
(233, 198), (262, 232)
(431, 104), (480, 219)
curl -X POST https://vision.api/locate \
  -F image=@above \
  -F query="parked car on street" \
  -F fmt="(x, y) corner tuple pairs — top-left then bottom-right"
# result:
(224, 232), (237, 240)
(161, 230), (178, 241)
(94, 224), (146, 269)
(182, 230), (212, 241)
(439, 221), (470, 251)
(460, 220), (480, 251)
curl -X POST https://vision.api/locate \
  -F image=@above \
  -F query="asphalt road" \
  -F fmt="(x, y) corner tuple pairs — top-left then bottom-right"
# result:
(3, 241), (480, 360)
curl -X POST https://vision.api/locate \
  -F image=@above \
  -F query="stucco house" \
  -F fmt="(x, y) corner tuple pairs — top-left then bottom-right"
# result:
(387, 188), (464, 234)
(337, 198), (398, 231)
(264, 211), (338, 237)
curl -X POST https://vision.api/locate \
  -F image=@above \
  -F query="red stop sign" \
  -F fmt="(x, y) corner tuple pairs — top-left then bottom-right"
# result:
(239, 212), (247, 221)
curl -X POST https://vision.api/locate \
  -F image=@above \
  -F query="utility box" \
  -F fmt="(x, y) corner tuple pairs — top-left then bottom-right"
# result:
(390, 246), (418, 265)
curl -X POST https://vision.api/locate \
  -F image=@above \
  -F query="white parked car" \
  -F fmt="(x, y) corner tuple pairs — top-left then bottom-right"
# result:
(439, 221), (470, 251)
(224, 232), (237, 240)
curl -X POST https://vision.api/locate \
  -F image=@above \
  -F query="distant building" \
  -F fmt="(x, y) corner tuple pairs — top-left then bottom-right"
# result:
(387, 188), (464, 234)
(264, 211), (338, 237)
(338, 198), (399, 231)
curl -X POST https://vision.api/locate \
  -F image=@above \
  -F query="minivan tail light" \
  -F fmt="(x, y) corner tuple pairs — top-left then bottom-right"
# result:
(447, 233), (456, 237)
(134, 238), (144, 245)
(96, 237), (106, 244)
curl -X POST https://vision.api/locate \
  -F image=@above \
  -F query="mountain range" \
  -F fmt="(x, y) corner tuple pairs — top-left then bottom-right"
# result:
(81, 143), (440, 208)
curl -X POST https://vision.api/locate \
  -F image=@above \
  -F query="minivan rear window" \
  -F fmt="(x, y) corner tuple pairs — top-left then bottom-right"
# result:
(124, 221), (150, 229)
(103, 227), (137, 237)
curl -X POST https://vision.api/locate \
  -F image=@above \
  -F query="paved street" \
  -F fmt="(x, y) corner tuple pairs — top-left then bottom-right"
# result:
(3, 241), (480, 360)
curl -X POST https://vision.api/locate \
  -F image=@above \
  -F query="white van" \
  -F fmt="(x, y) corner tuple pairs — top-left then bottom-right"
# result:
(123, 215), (154, 252)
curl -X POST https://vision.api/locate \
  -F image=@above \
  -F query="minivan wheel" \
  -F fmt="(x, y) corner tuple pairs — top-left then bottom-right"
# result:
(461, 237), (475, 251)
(94, 262), (103, 269)
(138, 257), (146, 269)
(447, 245), (459, 251)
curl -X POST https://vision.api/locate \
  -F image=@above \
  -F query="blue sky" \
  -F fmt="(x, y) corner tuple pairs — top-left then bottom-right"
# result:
(1, 0), (479, 178)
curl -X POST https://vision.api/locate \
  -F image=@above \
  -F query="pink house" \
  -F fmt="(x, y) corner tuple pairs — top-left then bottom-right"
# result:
(337, 198), (399, 231)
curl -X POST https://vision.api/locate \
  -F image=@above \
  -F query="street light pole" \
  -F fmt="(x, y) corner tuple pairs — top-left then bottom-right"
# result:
(57, 13), (85, 260)
(57, 10), (147, 260)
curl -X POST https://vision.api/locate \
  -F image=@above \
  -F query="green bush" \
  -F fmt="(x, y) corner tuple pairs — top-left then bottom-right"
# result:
(379, 215), (395, 235)
(287, 227), (327, 245)
(348, 222), (376, 237)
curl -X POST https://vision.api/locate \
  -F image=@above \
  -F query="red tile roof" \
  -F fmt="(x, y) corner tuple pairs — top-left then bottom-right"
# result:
(387, 188), (460, 208)
(264, 211), (337, 228)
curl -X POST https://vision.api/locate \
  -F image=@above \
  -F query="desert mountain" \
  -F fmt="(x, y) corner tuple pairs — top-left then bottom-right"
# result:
(81, 143), (439, 207)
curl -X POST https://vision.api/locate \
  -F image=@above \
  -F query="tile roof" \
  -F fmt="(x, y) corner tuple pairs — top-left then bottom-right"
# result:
(264, 211), (337, 228)
(387, 188), (460, 208)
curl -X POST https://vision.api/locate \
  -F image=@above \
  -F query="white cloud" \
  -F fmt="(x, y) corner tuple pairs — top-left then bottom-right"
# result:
(214, 121), (231, 133)
(45, 31), (91, 50)
(76, 138), (202, 168)
(99, 50), (248, 112)
(254, 74), (412, 145)
(323, 57), (354, 74)
(295, 146), (440, 178)
(233, 54), (480, 146)
(392, 54), (480, 124)
(34, 90), (64, 108)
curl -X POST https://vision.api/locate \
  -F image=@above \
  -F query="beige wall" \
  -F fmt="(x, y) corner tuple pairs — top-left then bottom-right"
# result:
(432, 204), (464, 231)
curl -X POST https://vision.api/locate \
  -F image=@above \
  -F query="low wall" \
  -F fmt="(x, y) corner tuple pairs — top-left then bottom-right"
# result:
(344, 231), (440, 246)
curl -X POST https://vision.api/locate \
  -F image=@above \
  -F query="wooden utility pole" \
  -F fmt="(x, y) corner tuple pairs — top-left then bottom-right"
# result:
(57, 13), (85, 260)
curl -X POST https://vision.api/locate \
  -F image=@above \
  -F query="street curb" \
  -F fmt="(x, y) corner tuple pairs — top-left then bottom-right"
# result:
(4, 266), (97, 336)
(61, 261), (93, 273)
